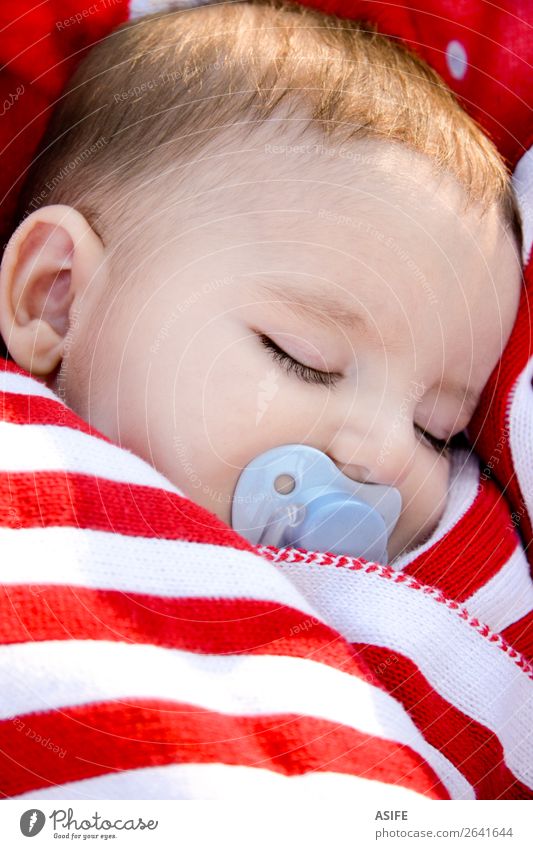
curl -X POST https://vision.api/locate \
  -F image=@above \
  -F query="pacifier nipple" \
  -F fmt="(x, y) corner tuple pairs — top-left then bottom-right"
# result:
(231, 444), (402, 564)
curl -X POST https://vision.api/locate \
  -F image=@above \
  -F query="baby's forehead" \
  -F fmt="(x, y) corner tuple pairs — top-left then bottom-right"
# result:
(192, 127), (471, 221)
(147, 137), (501, 296)
(126, 126), (514, 332)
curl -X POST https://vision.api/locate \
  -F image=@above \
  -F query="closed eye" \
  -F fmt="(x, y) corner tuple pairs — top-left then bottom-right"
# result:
(258, 333), (342, 389)
(414, 424), (452, 456)
(259, 332), (456, 455)
(418, 427), (470, 456)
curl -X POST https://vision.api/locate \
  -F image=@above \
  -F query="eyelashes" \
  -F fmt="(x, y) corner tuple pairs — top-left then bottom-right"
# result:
(413, 425), (451, 456)
(257, 333), (342, 388)
(258, 332), (451, 456)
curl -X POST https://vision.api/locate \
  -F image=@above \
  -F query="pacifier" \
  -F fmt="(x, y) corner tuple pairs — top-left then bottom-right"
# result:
(231, 444), (402, 564)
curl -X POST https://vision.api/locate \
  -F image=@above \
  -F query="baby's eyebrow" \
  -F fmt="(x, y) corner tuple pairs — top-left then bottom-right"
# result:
(256, 279), (371, 334)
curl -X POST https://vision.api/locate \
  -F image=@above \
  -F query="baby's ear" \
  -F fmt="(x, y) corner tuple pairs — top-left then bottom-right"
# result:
(0, 205), (104, 376)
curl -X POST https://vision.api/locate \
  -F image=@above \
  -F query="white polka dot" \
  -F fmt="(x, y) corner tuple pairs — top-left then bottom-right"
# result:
(446, 40), (468, 80)
(129, 0), (215, 17)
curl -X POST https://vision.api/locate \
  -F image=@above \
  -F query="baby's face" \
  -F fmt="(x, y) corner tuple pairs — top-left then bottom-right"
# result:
(58, 135), (522, 560)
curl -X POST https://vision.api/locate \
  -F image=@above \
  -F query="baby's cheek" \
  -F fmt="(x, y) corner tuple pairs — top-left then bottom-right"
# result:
(388, 454), (450, 560)
(416, 478), (449, 542)
(202, 367), (259, 450)
(202, 348), (291, 450)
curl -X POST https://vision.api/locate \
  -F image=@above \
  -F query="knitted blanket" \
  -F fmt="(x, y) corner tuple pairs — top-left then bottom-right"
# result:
(0, 0), (532, 800)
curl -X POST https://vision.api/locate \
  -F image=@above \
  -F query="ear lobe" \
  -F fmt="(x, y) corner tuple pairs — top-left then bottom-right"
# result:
(0, 205), (104, 376)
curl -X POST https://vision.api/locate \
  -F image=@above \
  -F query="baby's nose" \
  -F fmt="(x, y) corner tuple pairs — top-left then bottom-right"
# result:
(327, 418), (412, 488)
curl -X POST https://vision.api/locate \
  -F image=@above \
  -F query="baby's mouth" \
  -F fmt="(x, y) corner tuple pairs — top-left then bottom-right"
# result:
(231, 444), (402, 564)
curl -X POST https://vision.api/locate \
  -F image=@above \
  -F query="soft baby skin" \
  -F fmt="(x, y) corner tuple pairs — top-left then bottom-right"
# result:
(0, 133), (521, 560)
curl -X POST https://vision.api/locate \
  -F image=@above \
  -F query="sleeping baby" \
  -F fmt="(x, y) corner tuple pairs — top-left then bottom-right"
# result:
(0, 0), (523, 563)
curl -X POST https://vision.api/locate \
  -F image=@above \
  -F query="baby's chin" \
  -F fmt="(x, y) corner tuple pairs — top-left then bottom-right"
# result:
(387, 474), (451, 564)
(387, 516), (442, 563)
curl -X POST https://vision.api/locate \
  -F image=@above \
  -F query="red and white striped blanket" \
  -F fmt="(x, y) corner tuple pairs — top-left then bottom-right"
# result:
(0, 0), (532, 800)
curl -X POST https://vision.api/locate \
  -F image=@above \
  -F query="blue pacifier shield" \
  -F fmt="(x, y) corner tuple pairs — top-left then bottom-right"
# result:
(231, 444), (402, 564)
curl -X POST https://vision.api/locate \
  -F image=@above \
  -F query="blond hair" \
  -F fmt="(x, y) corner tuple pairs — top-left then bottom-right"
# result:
(17, 0), (522, 250)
